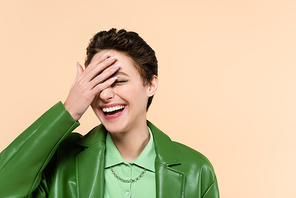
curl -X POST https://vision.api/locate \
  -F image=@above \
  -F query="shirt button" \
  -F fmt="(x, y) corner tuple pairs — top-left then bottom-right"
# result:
(126, 191), (130, 196)
(126, 177), (130, 180)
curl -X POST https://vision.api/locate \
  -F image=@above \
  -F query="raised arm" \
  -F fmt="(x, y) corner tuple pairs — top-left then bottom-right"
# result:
(0, 52), (119, 197)
(0, 102), (79, 197)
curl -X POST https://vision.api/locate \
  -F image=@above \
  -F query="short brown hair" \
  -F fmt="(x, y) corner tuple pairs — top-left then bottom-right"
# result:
(85, 28), (158, 110)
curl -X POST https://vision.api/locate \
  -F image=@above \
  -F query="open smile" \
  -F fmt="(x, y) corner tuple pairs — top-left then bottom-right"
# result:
(101, 105), (126, 119)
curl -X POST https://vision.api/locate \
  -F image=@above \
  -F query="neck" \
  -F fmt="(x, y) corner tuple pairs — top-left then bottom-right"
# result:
(110, 123), (150, 162)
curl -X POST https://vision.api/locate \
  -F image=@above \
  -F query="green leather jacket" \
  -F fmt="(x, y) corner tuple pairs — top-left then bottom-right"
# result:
(0, 102), (219, 198)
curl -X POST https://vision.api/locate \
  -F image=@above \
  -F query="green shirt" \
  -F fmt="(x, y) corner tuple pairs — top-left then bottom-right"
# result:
(104, 127), (156, 198)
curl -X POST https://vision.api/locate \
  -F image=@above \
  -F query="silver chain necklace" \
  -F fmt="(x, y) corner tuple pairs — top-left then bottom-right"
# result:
(110, 166), (146, 183)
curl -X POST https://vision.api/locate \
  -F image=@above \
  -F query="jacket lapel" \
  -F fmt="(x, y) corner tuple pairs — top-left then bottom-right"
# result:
(74, 122), (185, 198)
(148, 121), (185, 198)
(155, 160), (185, 198)
(76, 125), (107, 198)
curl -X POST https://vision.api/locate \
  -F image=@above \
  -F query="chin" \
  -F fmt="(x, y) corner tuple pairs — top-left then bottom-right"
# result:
(102, 122), (128, 133)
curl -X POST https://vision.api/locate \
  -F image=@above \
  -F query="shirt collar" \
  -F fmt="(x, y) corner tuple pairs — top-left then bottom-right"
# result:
(105, 127), (156, 172)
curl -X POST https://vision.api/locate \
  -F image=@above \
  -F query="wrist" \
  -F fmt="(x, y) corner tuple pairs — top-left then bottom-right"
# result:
(63, 102), (81, 121)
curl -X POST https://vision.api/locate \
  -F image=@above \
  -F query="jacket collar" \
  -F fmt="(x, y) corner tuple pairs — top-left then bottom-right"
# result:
(78, 124), (107, 147)
(76, 121), (185, 198)
(147, 121), (181, 166)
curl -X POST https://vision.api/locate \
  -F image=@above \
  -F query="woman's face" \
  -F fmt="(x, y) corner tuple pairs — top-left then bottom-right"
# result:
(91, 50), (158, 133)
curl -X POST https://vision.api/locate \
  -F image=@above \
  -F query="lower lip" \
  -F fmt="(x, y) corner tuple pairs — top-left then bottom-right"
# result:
(101, 106), (126, 120)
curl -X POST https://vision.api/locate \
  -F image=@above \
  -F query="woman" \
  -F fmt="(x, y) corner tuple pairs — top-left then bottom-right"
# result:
(0, 29), (219, 197)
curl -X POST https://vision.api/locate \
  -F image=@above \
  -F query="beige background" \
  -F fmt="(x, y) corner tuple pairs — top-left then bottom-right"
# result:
(1, 0), (296, 197)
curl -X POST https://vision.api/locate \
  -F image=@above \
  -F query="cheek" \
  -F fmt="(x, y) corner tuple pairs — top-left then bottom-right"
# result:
(116, 85), (146, 100)
(113, 86), (131, 98)
(127, 87), (149, 108)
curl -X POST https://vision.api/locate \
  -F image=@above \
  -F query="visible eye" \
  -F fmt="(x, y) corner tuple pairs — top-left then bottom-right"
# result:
(114, 79), (128, 84)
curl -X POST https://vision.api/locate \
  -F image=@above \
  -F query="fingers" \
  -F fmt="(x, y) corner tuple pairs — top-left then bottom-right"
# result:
(83, 56), (117, 83)
(83, 52), (116, 81)
(64, 54), (117, 121)
(89, 62), (120, 89)
(86, 52), (110, 69)
(79, 51), (120, 90)
(76, 62), (84, 77)
(92, 76), (118, 94)
(71, 62), (85, 87)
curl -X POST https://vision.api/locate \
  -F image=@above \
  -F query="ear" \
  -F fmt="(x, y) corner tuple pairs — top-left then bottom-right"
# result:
(147, 75), (158, 97)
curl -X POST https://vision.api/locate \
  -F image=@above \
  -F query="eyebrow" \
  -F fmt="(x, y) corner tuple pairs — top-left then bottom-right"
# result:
(112, 71), (130, 77)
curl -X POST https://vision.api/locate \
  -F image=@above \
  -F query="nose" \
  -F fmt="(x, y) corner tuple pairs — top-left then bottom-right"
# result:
(99, 87), (115, 102)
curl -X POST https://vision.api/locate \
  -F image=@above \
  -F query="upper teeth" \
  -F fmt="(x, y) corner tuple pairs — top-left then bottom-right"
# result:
(102, 105), (125, 113)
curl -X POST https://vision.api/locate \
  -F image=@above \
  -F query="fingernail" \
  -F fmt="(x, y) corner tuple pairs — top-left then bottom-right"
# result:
(112, 62), (121, 69)
(109, 55), (117, 61)
(76, 62), (80, 70)
(101, 52), (110, 59)
(109, 77), (118, 82)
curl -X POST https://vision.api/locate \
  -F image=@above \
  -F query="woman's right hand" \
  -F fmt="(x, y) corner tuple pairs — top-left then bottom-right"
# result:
(63, 52), (120, 121)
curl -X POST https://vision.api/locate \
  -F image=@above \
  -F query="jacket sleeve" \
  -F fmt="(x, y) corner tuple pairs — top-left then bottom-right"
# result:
(199, 159), (220, 198)
(201, 177), (219, 198)
(0, 102), (80, 198)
